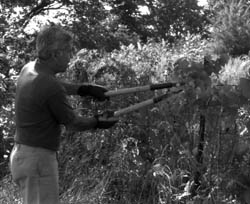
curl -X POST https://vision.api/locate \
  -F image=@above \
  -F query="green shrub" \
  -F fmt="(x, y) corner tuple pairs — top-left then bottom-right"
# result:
(210, 0), (250, 56)
(59, 36), (212, 204)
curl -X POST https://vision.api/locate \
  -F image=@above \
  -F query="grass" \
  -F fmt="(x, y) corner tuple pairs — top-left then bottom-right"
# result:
(0, 175), (22, 204)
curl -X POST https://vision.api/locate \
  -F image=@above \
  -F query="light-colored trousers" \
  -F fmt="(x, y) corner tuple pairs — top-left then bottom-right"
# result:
(10, 144), (59, 204)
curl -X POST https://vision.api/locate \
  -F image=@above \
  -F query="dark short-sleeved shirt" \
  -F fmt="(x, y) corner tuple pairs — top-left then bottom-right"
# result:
(15, 61), (75, 151)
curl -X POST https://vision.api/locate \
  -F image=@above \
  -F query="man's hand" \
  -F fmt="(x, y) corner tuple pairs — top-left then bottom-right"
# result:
(94, 110), (118, 129)
(77, 84), (109, 101)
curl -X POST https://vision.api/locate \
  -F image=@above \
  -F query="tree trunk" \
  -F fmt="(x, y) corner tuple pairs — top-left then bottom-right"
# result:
(0, 127), (5, 179)
(191, 114), (206, 196)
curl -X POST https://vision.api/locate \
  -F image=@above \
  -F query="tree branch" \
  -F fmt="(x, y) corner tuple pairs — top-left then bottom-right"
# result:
(26, 0), (52, 19)
(21, 0), (70, 28)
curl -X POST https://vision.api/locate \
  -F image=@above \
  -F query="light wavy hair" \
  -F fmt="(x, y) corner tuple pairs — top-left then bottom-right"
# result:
(36, 25), (73, 60)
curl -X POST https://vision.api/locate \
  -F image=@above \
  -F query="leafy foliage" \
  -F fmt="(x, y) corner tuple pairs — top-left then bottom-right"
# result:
(210, 0), (250, 56)
(0, 0), (209, 51)
(56, 32), (250, 204)
(58, 36), (220, 204)
(2, 1), (250, 204)
(141, 0), (210, 42)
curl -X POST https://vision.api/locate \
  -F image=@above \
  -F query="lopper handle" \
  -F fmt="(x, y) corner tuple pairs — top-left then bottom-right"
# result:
(113, 89), (183, 117)
(105, 82), (184, 97)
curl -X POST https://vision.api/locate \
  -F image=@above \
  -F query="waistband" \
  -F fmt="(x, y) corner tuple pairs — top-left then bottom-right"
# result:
(14, 143), (57, 155)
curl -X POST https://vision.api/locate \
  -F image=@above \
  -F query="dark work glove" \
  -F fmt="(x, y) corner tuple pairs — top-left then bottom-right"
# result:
(77, 84), (109, 101)
(94, 110), (118, 129)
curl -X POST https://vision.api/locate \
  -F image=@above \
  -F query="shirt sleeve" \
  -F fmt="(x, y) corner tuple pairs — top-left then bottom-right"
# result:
(46, 90), (76, 125)
(36, 75), (76, 125)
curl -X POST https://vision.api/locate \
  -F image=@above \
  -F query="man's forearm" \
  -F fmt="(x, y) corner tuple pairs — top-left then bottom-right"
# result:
(60, 81), (88, 95)
(66, 115), (97, 131)
(59, 81), (109, 102)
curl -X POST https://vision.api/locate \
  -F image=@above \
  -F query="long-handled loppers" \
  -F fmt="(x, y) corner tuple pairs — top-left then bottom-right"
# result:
(104, 82), (185, 117)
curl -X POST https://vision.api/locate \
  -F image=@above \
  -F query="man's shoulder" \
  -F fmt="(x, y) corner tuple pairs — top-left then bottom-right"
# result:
(19, 61), (36, 76)
(20, 61), (59, 85)
(18, 61), (66, 99)
(38, 74), (59, 85)
(37, 74), (64, 95)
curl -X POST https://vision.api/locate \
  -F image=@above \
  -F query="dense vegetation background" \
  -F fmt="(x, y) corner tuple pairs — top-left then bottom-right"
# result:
(1, 0), (250, 203)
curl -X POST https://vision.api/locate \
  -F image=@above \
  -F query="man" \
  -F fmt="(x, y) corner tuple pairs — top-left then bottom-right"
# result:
(9, 25), (117, 204)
